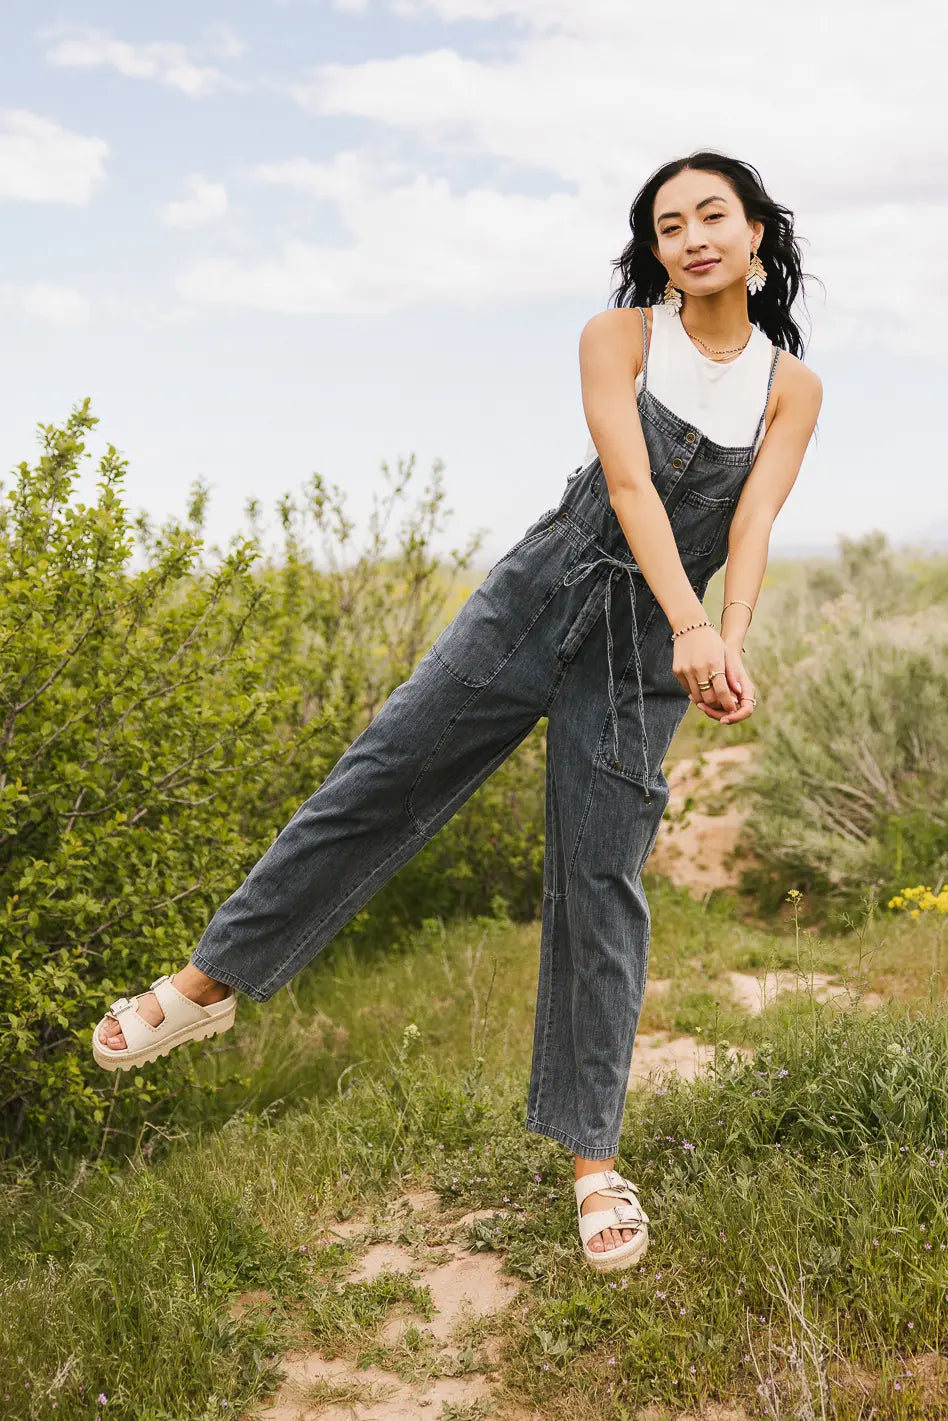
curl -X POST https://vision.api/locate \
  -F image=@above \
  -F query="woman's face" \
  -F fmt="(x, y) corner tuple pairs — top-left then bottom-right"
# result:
(651, 169), (763, 295)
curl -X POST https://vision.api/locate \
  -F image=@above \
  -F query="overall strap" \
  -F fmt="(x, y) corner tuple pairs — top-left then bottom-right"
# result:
(639, 306), (650, 392)
(752, 344), (780, 452)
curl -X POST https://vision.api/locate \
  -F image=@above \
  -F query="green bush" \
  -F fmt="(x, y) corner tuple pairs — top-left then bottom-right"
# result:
(734, 532), (948, 916)
(0, 402), (547, 1159)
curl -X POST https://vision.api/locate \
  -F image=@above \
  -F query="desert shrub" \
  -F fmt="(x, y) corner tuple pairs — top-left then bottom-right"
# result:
(0, 401), (545, 1159)
(735, 532), (948, 915)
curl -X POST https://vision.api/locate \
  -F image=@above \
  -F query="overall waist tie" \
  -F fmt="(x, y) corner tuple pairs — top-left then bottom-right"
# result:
(562, 555), (652, 804)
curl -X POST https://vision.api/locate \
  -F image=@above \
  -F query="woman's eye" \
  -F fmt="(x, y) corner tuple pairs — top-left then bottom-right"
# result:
(661, 213), (724, 235)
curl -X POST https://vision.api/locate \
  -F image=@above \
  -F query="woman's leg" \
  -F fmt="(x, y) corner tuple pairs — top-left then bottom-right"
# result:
(525, 598), (689, 1250)
(188, 644), (547, 1000)
(98, 505), (595, 1050)
(97, 646), (544, 1048)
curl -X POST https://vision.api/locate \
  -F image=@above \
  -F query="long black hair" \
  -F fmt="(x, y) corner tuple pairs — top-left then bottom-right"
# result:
(609, 150), (822, 361)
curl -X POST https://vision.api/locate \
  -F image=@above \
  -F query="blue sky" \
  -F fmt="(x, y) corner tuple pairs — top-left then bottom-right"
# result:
(1, 0), (945, 569)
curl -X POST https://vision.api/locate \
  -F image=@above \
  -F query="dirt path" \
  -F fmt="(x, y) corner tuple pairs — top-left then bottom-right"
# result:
(648, 744), (757, 895)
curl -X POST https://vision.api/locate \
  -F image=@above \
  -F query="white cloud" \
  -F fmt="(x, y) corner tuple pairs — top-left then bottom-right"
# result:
(41, 27), (244, 98)
(287, 31), (946, 208)
(203, 23), (248, 60)
(176, 149), (609, 314)
(9, 282), (92, 325)
(161, 175), (229, 229)
(0, 109), (108, 204)
(242, 0), (945, 346)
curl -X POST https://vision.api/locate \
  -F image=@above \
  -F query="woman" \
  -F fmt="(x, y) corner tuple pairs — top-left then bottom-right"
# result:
(92, 150), (822, 1272)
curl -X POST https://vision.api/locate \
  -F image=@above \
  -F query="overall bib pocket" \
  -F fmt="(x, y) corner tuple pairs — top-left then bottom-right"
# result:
(669, 486), (737, 557)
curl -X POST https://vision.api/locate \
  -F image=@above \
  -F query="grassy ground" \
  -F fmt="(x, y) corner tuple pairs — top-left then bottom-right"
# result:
(1, 882), (946, 1420)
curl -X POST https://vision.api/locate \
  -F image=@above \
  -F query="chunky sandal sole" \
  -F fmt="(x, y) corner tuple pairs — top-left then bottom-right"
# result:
(92, 974), (237, 1072)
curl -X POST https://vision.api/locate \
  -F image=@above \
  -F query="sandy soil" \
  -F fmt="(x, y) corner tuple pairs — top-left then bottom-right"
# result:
(649, 743), (756, 895)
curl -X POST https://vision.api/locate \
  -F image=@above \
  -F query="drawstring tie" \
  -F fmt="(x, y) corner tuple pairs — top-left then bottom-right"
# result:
(562, 554), (652, 803)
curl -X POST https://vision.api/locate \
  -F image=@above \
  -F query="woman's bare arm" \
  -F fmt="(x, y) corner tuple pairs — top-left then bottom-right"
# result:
(578, 307), (705, 634)
(718, 359), (823, 652)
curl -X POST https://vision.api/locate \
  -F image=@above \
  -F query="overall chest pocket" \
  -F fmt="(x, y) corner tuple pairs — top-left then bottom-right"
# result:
(669, 486), (737, 557)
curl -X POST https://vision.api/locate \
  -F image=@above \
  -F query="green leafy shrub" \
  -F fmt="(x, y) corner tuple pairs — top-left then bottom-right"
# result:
(0, 401), (546, 1159)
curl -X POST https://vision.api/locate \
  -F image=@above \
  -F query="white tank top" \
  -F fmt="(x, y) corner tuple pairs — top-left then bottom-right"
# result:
(579, 301), (773, 465)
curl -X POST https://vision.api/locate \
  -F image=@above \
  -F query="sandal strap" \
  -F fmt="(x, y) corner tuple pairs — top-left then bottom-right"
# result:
(574, 1167), (643, 1212)
(104, 975), (209, 1052)
(578, 1204), (648, 1248)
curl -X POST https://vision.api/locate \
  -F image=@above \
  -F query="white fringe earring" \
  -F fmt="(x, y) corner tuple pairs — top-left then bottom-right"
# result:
(747, 248), (767, 295)
(662, 276), (682, 315)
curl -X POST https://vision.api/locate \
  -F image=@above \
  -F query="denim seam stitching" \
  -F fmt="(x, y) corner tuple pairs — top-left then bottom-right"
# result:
(428, 642), (483, 688)
(561, 756), (599, 901)
(490, 521), (557, 570)
(404, 667), (482, 828)
(408, 728), (533, 841)
(525, 1114), (620, 1159)
(530, 891), (560, 1120)
(541, 656), (571, 717)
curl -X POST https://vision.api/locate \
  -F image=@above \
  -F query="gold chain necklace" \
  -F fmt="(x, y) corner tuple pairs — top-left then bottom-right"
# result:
(684, 323), (753, 359)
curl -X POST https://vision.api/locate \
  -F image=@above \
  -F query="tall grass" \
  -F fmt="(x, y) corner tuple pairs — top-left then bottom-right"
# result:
(1, 893), (945, 1419)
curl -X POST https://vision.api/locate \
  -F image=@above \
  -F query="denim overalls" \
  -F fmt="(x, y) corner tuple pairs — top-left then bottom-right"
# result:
(191, 307), (779, 1161)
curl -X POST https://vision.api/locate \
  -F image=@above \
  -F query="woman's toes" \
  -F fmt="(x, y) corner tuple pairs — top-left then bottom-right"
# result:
(99, 1020), (126, 1049)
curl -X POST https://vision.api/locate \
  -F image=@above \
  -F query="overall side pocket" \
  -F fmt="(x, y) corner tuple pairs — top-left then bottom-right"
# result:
(431, 513), (577, 689)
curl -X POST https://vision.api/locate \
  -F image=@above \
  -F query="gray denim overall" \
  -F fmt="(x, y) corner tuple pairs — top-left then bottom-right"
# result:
(191, 307), (779, 1160)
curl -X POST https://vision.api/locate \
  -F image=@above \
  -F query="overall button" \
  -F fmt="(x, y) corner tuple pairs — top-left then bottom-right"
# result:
(685, 431), (697, 443)
(672, 457), (684, 469)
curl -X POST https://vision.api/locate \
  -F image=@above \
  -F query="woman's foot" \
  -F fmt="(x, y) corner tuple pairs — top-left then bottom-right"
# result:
(580, 1190), (639, 1253)
(575, 1156), (640, 1253)
(96, 965), (231, 1051)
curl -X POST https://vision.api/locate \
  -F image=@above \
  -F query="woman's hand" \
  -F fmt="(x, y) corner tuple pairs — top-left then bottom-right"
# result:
(698, 640), (756, 724)
(672, 626), (755, 723)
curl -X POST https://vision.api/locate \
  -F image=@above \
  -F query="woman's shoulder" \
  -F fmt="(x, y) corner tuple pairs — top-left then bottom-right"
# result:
(770, 345), (822, 412)
(579, 306), (650, 377)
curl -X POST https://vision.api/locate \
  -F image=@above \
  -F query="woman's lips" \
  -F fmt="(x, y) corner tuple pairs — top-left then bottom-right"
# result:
(687, 259), (719, 273)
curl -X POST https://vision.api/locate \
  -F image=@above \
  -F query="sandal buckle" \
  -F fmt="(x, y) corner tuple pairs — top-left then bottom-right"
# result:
(109, 997), (133, 1015)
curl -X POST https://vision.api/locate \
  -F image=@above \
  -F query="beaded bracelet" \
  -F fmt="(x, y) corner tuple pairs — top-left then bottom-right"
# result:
(671, 618), (713, 641)
(671, 618), (747, 655)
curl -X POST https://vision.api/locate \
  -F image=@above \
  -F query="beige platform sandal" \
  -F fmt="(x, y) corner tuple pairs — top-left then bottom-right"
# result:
(574, 1167), (650, 1272)
(92, 973), (237, 1072)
